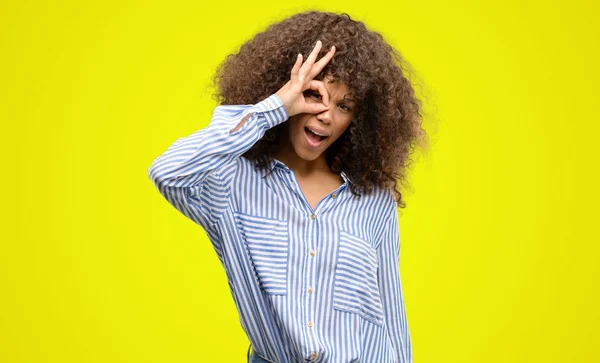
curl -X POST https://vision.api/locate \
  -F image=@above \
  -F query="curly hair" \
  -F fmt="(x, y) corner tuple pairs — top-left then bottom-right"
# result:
(211, 10), (428, 208)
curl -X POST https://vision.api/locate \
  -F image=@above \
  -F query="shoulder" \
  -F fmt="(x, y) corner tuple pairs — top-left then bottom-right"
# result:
(374, 184), (398, 209)
(390, 187), (401, 205)
(377, 184), (401, 213)
(365, 184), (398, 225)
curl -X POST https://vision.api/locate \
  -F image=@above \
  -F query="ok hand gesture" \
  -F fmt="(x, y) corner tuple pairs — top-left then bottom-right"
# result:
(275, 40), (336, 117)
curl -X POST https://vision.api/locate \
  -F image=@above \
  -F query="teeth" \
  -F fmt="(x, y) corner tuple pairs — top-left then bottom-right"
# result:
(308, 128), (327, 137)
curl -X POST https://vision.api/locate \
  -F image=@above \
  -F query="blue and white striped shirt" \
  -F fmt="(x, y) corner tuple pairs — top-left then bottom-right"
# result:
(148, 93), (412, 363)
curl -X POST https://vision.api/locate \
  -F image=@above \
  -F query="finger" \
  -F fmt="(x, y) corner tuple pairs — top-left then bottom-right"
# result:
(304, 101), (329, 115)
(300, 40), (322, 75)
(290, 53), (302, 79)
(309, 80), (330, 106)
(308, 45), (335, 80)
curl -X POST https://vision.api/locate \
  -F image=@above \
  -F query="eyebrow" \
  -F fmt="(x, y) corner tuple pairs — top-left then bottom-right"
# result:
(324, 78), (356, 103)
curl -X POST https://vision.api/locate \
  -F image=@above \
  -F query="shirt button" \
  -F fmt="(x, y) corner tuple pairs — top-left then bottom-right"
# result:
(310, 352), (318, 359)
(307, 286), (313, 294)
(267, 100), (273, 108)
(310, 214), (316, 220)
(331, 193), (337, 198)
(307, 321), (313, 327)
(309, 250), (316, 257)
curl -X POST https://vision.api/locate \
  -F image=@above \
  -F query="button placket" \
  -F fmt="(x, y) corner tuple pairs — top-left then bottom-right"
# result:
(307, 215), (316, 299)
(304, 212), (319, 357)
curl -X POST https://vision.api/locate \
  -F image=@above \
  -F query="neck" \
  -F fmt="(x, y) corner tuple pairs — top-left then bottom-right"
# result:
(273, 142), (331, 178)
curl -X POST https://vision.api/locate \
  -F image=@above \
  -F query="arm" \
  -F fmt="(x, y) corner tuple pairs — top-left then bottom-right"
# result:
(377, 206), (412, 363)
(148, 40), (337, 233)
(147, 93), (288, 232)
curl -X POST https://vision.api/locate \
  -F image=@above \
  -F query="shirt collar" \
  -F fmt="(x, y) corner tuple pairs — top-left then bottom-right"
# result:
(260, 157), (353, 186)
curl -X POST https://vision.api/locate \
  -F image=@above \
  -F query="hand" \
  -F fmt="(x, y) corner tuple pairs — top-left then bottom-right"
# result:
(275, 40), (336, 117)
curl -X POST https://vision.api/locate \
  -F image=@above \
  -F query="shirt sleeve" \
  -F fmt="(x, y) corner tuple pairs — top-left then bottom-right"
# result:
(377, 206), (413, 363)
(147, 93), (288, 233)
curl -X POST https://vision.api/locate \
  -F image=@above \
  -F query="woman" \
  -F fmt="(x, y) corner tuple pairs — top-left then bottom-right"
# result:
(148, 10), (427, 363)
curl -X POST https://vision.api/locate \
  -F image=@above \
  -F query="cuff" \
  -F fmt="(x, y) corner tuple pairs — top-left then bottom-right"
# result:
(256, 93), (289, 129)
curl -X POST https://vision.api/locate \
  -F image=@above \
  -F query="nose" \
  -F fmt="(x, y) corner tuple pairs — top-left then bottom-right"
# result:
(316, 105), (332, 124)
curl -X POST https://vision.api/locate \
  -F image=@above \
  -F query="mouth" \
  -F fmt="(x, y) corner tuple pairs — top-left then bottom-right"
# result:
(304, 127), (328, 148)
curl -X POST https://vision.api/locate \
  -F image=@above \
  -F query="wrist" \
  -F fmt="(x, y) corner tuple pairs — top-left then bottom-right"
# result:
(275, 83), (296, 117)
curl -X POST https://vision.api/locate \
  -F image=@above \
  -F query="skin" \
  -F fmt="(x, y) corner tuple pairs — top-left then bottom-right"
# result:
(273, 41), (356, 208)
(230, 40), (356, 208)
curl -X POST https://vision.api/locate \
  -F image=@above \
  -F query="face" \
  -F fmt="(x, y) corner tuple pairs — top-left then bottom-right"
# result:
(283, 76), (356, 161)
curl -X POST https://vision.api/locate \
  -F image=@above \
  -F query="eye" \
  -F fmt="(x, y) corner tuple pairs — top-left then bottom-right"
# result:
(306, 91), (322, 100)
(339, 104), (352, 112)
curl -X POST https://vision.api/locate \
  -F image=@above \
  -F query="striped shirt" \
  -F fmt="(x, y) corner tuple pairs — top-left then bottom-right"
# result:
(147, 93), (412, 363)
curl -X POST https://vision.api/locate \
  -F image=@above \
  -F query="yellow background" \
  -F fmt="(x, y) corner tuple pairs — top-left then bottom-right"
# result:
(1, 1), (598, 362)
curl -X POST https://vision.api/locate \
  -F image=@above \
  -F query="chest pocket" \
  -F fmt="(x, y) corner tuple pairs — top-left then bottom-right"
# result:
(333, 230), (385, 326)
(233, 211), (289, 295)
